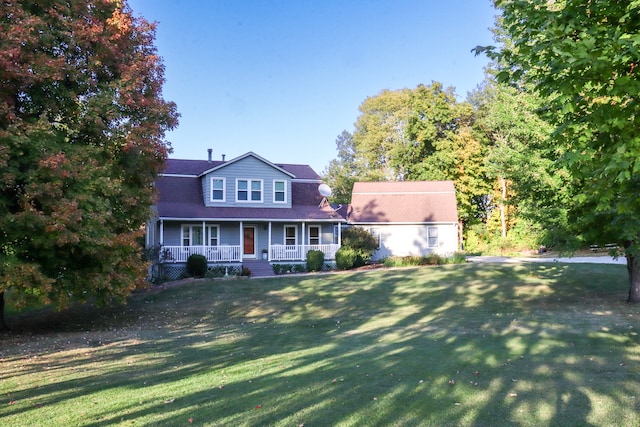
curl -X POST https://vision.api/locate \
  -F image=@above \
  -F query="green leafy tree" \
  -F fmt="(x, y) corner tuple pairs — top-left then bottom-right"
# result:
(471, 78), (567, 248)
(323, 131), (357, 204)
(347, 83), (490, 231)
(352, 88), (412, 181)
(477, 1), (640, 301)
(0, 0), (178, 327)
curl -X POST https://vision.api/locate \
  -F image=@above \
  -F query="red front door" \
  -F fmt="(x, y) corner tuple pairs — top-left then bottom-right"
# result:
(243, 227), (255, 256)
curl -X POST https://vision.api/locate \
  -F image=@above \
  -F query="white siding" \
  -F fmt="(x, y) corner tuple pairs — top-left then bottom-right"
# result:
(363, 223), (458, 261)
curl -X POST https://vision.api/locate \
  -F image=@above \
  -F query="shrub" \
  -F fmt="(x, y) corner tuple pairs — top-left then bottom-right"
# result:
(336, 247), (359, 270)
(306, 250), (325, 272)
(186, 254), (208, 278)
(240, 266), (251, 277)
(342, 227), (378, 263)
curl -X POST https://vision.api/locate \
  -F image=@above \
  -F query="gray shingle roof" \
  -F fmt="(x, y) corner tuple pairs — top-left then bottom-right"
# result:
(155, 175), (343, 221)
(160, 157), (321, 180)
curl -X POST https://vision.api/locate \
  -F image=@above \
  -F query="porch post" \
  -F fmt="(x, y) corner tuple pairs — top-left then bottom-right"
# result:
(159, 220), (164, 245)
(202, 221), (206, 258)
(239, 221), (243, 261)
(301, 222), (306, 260)
(338, 222), (341, 246)
(268, 222), (272, 261)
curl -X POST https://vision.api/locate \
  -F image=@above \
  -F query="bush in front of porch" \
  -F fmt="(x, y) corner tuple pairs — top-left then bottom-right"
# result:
(306, 250), (325, 272)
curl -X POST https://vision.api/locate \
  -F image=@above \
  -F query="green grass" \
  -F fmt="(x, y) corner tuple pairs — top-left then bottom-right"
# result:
(1, 263), (639, 426)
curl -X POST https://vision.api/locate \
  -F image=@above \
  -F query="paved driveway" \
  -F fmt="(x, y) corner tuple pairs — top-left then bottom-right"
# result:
(467, 255), (626, 265)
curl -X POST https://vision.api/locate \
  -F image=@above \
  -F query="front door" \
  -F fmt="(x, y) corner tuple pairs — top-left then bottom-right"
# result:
(243, 227), (255, 257)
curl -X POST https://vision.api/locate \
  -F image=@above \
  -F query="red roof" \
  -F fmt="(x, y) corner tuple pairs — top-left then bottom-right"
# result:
(347, 181), (458, 223)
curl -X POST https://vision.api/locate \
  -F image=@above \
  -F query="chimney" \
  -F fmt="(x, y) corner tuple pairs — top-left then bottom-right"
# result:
(222, 154), (226, 161)
(207, 148), (212, 162)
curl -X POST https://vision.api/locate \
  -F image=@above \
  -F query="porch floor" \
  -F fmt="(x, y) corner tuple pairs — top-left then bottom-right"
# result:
(243, 259), (275, 278)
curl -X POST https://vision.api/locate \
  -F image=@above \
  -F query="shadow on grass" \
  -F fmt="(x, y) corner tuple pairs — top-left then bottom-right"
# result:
(1, 263), (638, 426)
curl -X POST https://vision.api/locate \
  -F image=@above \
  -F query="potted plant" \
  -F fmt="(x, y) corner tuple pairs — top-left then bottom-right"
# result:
(261, 248), (268, 260)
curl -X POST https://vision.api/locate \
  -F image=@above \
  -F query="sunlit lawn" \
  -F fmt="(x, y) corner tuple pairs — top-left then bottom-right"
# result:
(1, 262), (639, 426)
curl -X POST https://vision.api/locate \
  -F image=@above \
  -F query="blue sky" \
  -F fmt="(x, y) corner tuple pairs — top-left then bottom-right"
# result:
(127, 0), (497, 174)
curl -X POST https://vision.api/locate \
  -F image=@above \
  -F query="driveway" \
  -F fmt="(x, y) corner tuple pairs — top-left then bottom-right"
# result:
(467, 255), (626, 265)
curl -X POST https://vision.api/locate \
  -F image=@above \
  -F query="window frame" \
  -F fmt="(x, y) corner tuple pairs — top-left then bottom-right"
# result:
(210, 177), (226, 202)
(273, 179), (287, 203)
(308, 226), (320, 245)
(207, 225), (219, 246)
(284, 225), (297, 245)
(182, 225), (203, 247)
(427, 226), (439, 248)
(236, 178), (263, 203)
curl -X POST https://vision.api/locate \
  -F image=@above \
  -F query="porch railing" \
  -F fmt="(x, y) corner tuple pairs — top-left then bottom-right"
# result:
(160, 243), (339, 263)
(160, 245), (242, 263)
(270, 244), (339, 261)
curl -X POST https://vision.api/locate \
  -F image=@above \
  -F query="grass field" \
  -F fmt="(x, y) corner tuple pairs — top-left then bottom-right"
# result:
(1, 262), (639, 426)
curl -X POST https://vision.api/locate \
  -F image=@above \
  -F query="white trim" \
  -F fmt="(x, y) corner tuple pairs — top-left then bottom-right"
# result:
(210, 177), (226, 202)
(352, 191), (455, 195)
(236, 178), (263, 203)
(181, 224), (204, 247)
(308, 225), (320, 245)
(273, 179), (287, 203)
(284, 224), (297, 245)
(198, 152), (296, 178)
(207, 225), (219, 246)
(159, 217), (347, 223)
(158, 173), (198, 178)
(242, 225), (257, 258)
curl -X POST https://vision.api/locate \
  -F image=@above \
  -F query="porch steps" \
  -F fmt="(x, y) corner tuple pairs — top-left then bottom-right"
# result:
(243, 260), (275, 278)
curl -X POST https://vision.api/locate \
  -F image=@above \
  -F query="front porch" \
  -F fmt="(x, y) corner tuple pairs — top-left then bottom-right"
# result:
(154, 219), (342, 264)
(159, 243), (340, 263)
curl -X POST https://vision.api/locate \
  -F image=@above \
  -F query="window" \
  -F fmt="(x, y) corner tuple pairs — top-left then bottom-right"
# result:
(285, 225), (297, 245)
(428, 227), (438, 247)
(251, 180), (262, 201)
(237, 179), (262, 202)
(182, 225), (203, 246)
(211, 178), (225, 201)
(237, 180), (248, 201)
(208, 226), (219, 246)
(309, 226), (320, 245)
(273, 180), (286, 203)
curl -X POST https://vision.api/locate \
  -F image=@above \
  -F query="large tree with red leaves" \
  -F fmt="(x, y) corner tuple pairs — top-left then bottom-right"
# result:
(0, 0), (178, 327)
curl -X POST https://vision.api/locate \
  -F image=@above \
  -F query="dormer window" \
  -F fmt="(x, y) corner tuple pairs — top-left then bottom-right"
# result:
(237, 179), (263, 202)
(274, 180), (286, 203)
(211, 177), (225, 202)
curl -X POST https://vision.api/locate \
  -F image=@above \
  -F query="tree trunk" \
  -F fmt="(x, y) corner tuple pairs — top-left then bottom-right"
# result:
(499, 176), (507, 238)
(0, 291), (7, 331)
(627, 254), (640, 303)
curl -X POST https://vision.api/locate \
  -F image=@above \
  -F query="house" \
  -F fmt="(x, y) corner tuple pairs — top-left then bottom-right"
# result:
(345, 181), (459, 260)
(146, 151), (346, 278)
(146, 151), (459, 278)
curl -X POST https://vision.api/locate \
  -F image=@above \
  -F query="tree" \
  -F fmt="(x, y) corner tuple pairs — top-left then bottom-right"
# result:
(470, 78), (566, 248)
(0, 0), (178, 327)
(476, 1), (640, 301)
(323, 131), (357, 204)
(352, 88), (412, 181)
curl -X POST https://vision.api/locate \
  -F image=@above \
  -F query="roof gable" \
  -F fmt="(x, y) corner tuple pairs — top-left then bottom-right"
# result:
(348, 180), (458, 223)
(160, 152), (321, 180)
(198, 152), (295, 178)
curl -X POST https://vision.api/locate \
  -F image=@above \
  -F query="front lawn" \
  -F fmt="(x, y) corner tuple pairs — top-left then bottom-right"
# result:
(1, 263), (638, 426)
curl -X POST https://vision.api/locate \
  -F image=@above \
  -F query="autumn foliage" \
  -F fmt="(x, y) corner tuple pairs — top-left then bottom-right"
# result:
(0, 0), (178, 323)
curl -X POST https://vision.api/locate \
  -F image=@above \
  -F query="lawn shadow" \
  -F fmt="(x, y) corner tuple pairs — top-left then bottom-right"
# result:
(1, 263), (638, 426)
